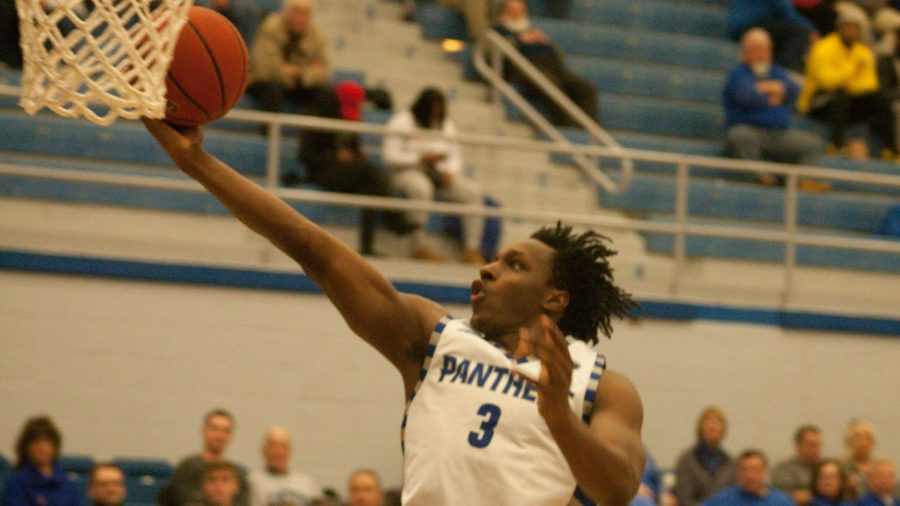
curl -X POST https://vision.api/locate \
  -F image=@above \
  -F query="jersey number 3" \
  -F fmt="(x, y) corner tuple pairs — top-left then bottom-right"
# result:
(468, 403), (502, 448)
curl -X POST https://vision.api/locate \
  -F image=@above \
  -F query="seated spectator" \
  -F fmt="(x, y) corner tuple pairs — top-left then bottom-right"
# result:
(772, 424), (824, 505)
(728, 0), (817, 73)
(438, 0), (504, 40)
(204, 0), (262, 44)
(347, 469), (383, 506)
(810, 458), (853, 506)
(249, 427), (320, 506)
(204, 462), (243, 506)
(160, 409), (249, 506)
(856, 460), (899, 506)
(88, 463), (126, 506)
(292, 81), (411, 256)
(877, 28), (900, 148)
(842, 419), (878, 498)
(724, 28), (824, 186)
(703, 450), (794, 506)
(672, 407), (737, 506)
(799, 11), (898, 159)
(247, 0), (332, 115)
(0, 0), (22, 69)
(383, 87), (486, 264)
(794, 0), (839, 36)
(873, 6), (900, 55)
(492, 0), (598, 127)
(3, 416), (82, 506)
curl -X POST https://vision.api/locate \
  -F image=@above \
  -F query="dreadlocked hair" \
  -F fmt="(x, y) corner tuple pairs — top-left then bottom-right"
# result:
(531, 222), (638, 343)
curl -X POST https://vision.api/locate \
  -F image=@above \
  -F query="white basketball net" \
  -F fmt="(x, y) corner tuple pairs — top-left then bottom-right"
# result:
(15, 0), (193, 126)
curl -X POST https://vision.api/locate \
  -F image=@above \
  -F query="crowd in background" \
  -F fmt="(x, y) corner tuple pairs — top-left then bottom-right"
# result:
(1, 0), (900, 248)
(3, 408), (898, 506)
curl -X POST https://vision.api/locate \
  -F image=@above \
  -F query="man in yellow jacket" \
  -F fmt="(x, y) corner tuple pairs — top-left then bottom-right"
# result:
(246, 0), (332, 114)
(799, 10), (896, 159)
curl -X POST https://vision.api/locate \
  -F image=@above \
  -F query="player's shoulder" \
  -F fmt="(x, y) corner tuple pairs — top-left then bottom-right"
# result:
(592, 368), (643, 422)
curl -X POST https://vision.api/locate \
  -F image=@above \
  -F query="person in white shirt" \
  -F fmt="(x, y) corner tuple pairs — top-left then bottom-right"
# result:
(248, 427), (319, 506)
(382, 87), (487, 264)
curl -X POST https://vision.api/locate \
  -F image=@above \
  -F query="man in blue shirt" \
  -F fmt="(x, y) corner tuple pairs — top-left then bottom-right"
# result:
(704, 449), (794, 506)
(728, 0), (816, 73)
(857, 460), (899, 506)
(723, 28), (823, 186)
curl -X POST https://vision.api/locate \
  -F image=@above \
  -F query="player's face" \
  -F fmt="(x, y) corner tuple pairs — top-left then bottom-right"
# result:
(89, 467), (126, 506)
(203, 416), (234, 455)
(203, 470), (240, 506)
(348, 472), (383, 506)
(815, 462), (843, 499)
(737, 456), (767, 496)
(470, 240), (557, 339)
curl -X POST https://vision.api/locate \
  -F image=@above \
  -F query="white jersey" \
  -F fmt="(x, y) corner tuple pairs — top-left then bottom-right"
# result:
(401, 317), (606, 506)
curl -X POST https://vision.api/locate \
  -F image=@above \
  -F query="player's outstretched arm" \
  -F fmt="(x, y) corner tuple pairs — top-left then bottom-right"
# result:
(143, 119), (444, 393)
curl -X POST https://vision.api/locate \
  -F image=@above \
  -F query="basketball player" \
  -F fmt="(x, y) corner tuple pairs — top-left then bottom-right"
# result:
(143, 119), (645, 506)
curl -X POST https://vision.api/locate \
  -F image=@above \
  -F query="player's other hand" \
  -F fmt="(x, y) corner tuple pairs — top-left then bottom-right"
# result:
(142, 118), (205, 165)
(519, 314), (574, 423)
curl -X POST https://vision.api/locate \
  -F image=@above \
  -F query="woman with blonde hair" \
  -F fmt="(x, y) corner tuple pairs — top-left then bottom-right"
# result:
(672, 407), (737, 506)
(843, 418), (877, 498)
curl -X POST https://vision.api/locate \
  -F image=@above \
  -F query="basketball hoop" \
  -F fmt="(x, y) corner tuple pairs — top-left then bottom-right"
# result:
(15, 0), (193, 126)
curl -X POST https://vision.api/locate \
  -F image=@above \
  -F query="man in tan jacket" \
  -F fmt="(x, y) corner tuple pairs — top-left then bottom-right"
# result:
(247, 0), (332, 114)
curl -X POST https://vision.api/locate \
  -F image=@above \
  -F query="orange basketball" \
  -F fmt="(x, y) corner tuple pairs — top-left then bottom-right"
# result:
(165, 7), (249, 127)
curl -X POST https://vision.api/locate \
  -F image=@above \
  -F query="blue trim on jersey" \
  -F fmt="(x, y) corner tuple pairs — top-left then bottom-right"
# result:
(4, 249), (898, 336)
(581, 356), (607, 424)
(400, 315), (453, 454)
(573, 486), (597, 506)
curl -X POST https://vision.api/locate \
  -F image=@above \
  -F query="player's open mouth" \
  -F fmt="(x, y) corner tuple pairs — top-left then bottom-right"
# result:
(470, 280), (486, 303)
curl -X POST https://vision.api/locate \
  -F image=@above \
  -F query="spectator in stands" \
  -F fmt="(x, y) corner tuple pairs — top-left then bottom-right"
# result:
(492, 0), (598, 127)
(794, 0), (838, 36)
(438, 0), (504, 40)
(346, 469), (383, 506)
(810, 458), (853, 506)
(0, 0), (22, 69)
(88, 463), (126, 506)
(703, 450), (794, 506)
(203, 462), (243, 506)
(728, 0), (818, 74)
(383, 87), (486, 264)
(292, 81), (411, 256)
(248, 426), (320, 506)
(877, 28), (900, 144)
(856, 460), (899, 506)
(3, 415), (82, 506)
(160, 409), (249, 506)
(872, 5), (900, 55)
(247, 0), (332, 115)
(724, 28), (824, 186)
(842, 419), (878, 498)
(799, 11), (898, 159)
(772, 424), (824, 505)
(672, 407), (736, 506)
(204, 0), (261, 44)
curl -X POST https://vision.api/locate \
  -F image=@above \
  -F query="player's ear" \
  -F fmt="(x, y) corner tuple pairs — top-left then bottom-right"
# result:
(542, 289), (569, 314)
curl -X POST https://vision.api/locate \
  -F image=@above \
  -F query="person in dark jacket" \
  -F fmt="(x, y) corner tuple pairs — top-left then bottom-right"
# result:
(293, 81), (410, 256)
(3, 416), (82, 506)
(672, 407), (737, 506)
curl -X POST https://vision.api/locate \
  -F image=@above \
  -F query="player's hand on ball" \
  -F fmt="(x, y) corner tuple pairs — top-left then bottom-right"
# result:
(142, 118), (205, 162)
(520, 314), (574, 422)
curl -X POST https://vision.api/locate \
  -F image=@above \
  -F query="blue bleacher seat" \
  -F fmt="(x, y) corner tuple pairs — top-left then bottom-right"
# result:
(415, 4), (469, 41)
(114, 458), (172, 506)
(566, 0), (728, 38)
(0, 454), (10, 500)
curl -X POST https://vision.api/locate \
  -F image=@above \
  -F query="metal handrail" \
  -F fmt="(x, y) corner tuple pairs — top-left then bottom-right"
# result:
(2, 162), (899, 256)
(1, 83), (899, 303)
(472, 30), (633, 194)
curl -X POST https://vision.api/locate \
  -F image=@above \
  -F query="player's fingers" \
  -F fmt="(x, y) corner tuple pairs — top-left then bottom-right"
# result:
(517, 326), (533, 357)
(541, 314), (569, 355)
